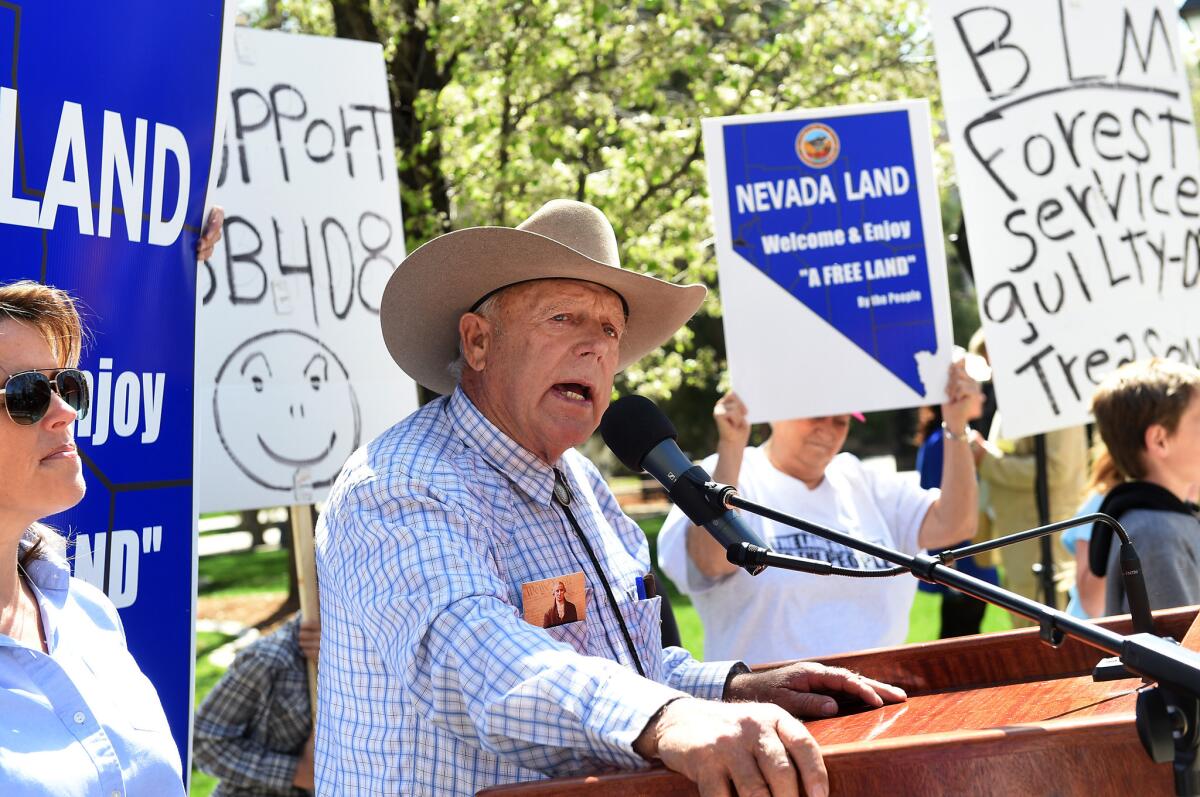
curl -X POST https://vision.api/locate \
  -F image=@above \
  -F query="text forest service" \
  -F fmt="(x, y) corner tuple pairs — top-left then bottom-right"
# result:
(932, 0), (1200, 435)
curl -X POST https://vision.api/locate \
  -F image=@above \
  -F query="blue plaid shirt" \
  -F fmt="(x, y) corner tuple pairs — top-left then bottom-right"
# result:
(314, 387), (734, 795)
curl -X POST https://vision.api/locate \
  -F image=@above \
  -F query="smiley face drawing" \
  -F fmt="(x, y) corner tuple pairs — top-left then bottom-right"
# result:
(213, 330), (361, 492)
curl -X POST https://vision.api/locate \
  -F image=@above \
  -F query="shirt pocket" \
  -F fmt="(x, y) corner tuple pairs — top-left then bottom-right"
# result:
(541, 585), (593, 655)
(620, 595), (664, 682)
(543, 619), (589, 655)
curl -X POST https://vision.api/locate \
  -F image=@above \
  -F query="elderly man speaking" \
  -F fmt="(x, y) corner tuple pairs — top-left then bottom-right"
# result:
(314, 200), (905, 796)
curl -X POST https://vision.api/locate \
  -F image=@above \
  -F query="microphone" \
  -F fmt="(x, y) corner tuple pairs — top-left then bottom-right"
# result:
(599, 395), (768, 575)
(949, 511), (1154, 636)
(1119, 541), (1154, 635)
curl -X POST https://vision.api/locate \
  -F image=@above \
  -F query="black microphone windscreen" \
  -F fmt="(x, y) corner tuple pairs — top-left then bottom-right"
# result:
(600, 395), (677, 471)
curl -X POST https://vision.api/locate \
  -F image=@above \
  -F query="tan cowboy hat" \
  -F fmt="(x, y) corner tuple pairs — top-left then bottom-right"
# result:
(380, 199), (707, 395)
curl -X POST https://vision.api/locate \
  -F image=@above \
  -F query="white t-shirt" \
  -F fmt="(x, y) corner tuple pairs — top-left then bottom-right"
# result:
(657, 447), (936, 664)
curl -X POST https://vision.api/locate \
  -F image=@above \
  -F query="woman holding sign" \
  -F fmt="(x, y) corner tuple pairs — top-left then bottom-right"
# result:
(657, 360), (982, 663)
(0, 281), (185, 795)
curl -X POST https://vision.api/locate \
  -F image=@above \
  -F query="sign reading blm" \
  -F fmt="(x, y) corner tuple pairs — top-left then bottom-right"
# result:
(0, 0), (233, 767)
(198, 29), (418, 513)
(932, 0), (1200, 437)
(703, 101), (954, 422)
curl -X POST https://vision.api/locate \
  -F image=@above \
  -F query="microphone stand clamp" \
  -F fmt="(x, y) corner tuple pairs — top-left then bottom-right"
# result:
(1137, 683), (1200, 796)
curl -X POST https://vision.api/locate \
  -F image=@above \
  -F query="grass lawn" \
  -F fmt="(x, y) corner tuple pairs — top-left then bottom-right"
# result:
(190, 768), (219, 796)
(196, 547), (291, 596)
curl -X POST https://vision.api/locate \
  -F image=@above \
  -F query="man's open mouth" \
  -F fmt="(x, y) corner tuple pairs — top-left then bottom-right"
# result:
(552, 383), (592, 402)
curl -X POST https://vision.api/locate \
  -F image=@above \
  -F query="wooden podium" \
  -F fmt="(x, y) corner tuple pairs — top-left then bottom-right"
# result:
(480, 607), (1200, 796)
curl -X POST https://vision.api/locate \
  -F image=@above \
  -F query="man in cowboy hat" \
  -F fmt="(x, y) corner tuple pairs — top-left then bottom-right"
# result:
(314, 199), (906, 796)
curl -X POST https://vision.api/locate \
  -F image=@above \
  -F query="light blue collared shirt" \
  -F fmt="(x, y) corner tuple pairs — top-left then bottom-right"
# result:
(0, 539), (184, 797)
(314, 387), (735, 796)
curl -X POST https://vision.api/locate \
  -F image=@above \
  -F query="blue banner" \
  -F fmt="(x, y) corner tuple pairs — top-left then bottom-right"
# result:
(0, 2), (229, 765)
(722, 109), (937, 394)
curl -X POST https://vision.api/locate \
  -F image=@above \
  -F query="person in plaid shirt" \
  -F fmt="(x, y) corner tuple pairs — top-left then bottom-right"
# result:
(315, 200), (907, 797)
(193, 615), (321, 796)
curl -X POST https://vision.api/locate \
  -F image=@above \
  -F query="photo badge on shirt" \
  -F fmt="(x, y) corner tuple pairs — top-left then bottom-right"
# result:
(522, 571), (587, 628)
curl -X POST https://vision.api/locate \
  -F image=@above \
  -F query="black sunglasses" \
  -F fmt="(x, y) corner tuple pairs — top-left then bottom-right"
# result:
(0, 368), (90, 425)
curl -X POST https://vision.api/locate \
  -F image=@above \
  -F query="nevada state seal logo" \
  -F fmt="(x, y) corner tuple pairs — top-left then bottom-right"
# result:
(795, 123), (839, 168)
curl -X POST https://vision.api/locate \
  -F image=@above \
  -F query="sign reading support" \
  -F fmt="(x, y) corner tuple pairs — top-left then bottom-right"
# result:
(932, 0), (1200, 437)
(197, 29), (418, 513)
(703, 101), (953, 422)
(0, 1), (234, 767)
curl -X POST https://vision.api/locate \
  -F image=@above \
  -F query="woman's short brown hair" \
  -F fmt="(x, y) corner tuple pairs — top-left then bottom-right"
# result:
(0, 280), (85, 567)
(1091, 358), (1200, 481)
(0, 279), (84, 368)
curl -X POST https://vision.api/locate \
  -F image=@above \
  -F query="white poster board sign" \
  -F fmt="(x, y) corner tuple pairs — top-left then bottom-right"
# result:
(932, 0), (1200, 438)
(197, 28), (418, 512)
(703, 101), (953, 422)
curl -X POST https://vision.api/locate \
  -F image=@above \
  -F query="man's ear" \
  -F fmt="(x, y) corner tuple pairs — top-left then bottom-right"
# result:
(459, 312), (493, 372)
(1145, 423), (1170, 461)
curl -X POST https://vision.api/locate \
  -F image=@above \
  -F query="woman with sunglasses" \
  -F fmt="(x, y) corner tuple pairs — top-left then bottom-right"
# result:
(0, 281), (184, 795)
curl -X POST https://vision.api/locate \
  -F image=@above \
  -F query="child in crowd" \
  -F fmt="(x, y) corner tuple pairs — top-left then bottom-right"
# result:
(1089, 359), (1200, 615)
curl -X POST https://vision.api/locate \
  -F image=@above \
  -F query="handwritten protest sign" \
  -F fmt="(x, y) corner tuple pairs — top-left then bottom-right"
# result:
(703, 101), (953, 422)
(0, 0), (234, 766)
(932, 0), (1200, 437)
(198, 29), (418, 512)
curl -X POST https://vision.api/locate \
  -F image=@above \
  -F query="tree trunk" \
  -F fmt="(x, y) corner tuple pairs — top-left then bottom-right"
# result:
(330, 0), (454, 243)
(256, 508), (303, 629)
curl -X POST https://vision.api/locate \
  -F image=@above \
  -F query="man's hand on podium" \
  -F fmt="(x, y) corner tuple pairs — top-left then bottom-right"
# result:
(634, 698), (827, 797)
(633, 663), (906, 796)
(724, 661), (908, 717)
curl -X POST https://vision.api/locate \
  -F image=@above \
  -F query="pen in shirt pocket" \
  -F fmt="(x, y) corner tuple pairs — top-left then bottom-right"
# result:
(634, 573), (657, 600)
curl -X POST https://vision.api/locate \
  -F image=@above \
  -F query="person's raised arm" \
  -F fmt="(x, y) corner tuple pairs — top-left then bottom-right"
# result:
(919, 361), (980, 549)
(971, 424), (1035, 489)
(686, 391), (750, 579)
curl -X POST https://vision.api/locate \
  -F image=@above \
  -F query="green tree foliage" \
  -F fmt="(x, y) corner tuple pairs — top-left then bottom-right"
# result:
(247, 0), (963, 458)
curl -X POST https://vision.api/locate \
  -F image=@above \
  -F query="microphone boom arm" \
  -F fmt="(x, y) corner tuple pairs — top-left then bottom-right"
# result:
(716, 487), (1200, 796)
(713, 478), (1155, 636)
(939, 512), (1131, 562)
(937, 512), (1155, 637)
(720, 488), (1150, 661)
(600, 395), (1196, 793)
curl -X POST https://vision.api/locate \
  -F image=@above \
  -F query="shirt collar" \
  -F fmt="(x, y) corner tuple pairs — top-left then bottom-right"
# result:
(17, 532), (70, 593)
(5, 534), (69, 653)
(448, 386), (559, 507)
